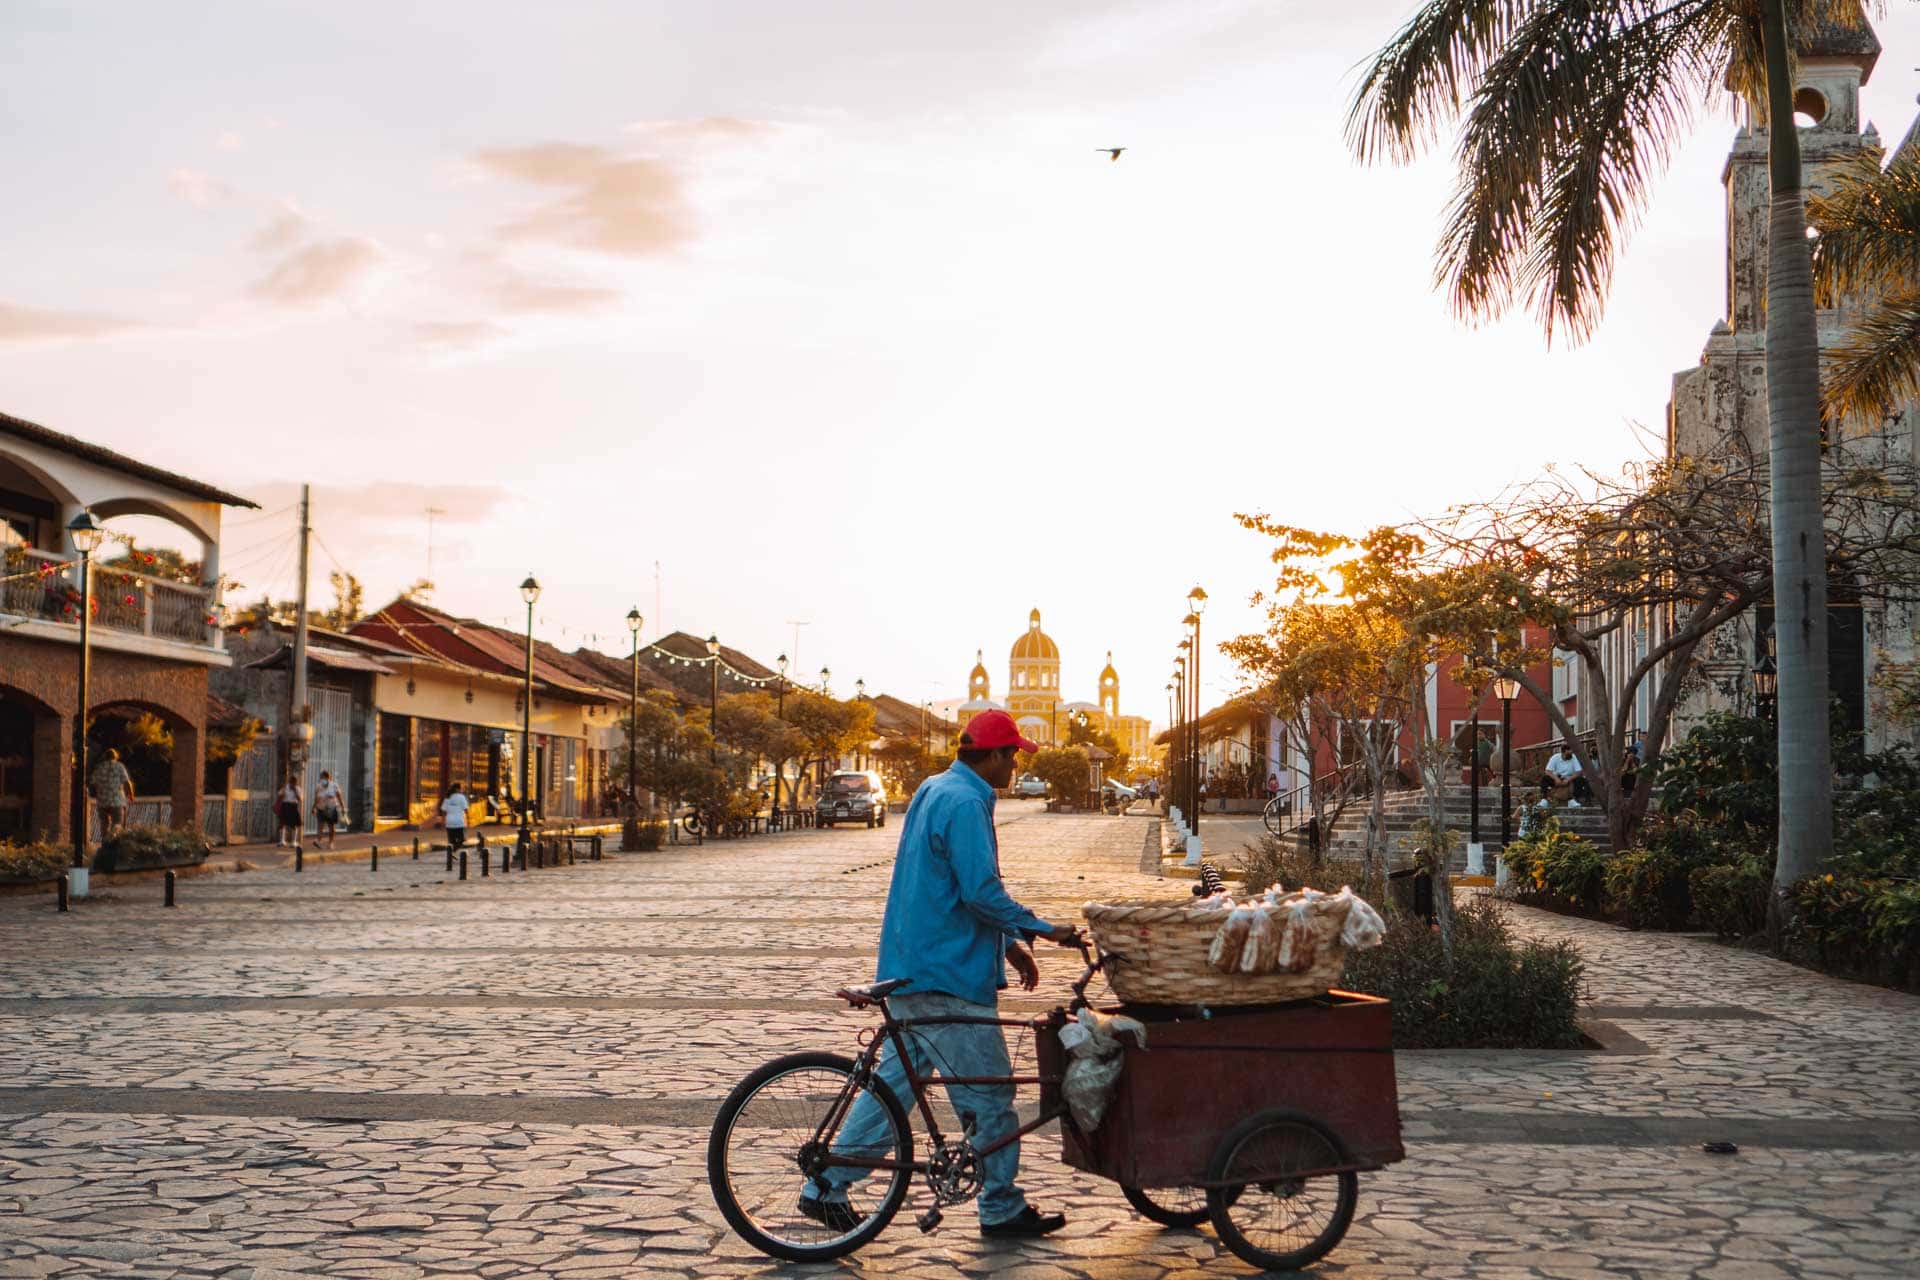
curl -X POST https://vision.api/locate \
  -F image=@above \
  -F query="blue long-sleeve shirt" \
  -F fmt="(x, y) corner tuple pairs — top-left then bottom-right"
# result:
(874, 761), (1053, 1006)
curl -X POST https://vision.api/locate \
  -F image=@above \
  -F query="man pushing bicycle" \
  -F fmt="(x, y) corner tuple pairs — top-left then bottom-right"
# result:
(799, 709), (1082, 1238)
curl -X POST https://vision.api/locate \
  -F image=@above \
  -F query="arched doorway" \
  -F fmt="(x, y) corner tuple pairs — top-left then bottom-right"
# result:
(0, 684), (59, 842)
(85, 698), (201, 840)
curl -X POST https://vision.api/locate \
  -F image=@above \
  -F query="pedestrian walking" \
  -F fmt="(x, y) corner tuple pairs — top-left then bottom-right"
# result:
(800, 709), (1079, 1239)
(89, 748), (134, 839)
(440, 782), (470, 850)
(312, 770), (346, 848)
(274, 776), (304, 848)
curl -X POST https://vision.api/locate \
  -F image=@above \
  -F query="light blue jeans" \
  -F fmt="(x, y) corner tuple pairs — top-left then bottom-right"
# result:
(804, 990), (1030, 1225)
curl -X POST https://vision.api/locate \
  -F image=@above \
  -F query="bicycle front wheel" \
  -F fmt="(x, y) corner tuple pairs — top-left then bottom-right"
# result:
(707, 1051), (913, 1263)
(1261, 800), (1284, 835)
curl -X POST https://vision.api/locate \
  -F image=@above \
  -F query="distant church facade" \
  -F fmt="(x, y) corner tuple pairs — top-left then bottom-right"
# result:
(953, 609), (1152, 763)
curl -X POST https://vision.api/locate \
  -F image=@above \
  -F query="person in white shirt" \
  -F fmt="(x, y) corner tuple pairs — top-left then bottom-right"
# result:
(440, 783), (471, 848)
(311, 770), (347, 849)
(1541, 744), (1592, 807)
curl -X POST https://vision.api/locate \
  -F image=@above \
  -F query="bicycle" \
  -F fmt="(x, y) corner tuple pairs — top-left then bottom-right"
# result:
(706, 933), (1383, 1269)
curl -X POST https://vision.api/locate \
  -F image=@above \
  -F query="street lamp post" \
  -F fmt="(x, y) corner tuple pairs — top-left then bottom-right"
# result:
(625, 608), (642, 846)
(66, 511), (104, 891)
(1172, 655), (1186, 819)
(1187, 585), (1207, 829)
(518, 575), (540, 858)
(1493, 675), (1521, 852)
(1753, 642), (1779, 726)
(773, 654), (788, 828)
(707, 635), (721, 762)
(854, 678), (865, 770)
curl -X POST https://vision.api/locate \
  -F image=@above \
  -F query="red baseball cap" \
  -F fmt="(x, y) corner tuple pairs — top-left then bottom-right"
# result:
(961, 709), (1038, 752)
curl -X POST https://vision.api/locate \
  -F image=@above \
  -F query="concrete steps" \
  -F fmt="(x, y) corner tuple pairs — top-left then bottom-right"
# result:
(1307, 785), (1615, 870)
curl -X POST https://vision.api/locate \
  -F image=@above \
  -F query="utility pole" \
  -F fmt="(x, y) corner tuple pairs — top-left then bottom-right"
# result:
(425, 505), (446, 585)
(786, 619), (810, 672)
(287, 485), (312, 795)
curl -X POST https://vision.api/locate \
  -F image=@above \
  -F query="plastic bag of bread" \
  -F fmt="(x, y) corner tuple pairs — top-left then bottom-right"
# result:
(1238, 906), (1281, 974)
(1335, 887), (1387, 950)
(1276, 896), (1319, 973)
(1209, 905), (1258, 972)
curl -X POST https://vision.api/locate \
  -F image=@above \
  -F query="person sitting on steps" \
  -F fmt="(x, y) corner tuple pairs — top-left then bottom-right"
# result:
(1541, 743), (1592, 808)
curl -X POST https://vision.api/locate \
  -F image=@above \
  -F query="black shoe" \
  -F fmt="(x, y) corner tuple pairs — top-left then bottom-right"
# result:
(796, 1195), (861, 1233)
(980, 1206), (1066, 1237)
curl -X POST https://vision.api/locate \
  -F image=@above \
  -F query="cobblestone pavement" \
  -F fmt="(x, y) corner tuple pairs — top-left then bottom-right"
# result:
(1, 807), (1915, 1278)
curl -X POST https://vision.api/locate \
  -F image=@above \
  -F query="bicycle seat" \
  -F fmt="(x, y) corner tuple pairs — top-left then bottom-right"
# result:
(835, 978), (911, 1008)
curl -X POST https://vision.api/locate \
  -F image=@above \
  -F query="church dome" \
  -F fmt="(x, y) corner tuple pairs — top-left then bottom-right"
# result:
(1011, 608), (1060, 662)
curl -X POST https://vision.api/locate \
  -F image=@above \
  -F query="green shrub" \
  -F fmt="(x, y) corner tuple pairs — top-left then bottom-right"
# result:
(622, 820), (666, 852)
(1652, 710), (1777, 845)
(1342, 897), (1585, 1049)
(1604, 813), (1745, 929)
(1689, 859), (1770, 939)
(91, 825), (210, 874)
(1502, 819), (1606, 912)
(0, 840), (69, 883)
(1233, 836), (1369, 897)
(1783, 872), (1920, 990)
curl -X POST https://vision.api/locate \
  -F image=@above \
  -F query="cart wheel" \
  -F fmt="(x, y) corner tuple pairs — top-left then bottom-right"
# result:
(1205, 1109), (1357, 1272)
(1121, 1184), (1208, 1229)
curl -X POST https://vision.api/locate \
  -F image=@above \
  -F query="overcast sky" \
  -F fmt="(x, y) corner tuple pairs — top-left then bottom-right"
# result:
(8, 1), (1920, 727)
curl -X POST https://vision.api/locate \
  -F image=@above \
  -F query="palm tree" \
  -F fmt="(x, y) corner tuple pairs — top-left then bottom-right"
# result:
(1348, 0), (1871, 927)
(1809, 150), (1920, 422)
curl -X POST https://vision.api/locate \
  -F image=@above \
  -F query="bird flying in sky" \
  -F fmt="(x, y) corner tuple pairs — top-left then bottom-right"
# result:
(1097, 147), (1126, 161)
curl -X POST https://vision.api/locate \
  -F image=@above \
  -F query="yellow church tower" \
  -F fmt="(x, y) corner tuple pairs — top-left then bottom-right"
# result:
(1007, 608), (1062, 745)
(1099, 651), (1120, 720)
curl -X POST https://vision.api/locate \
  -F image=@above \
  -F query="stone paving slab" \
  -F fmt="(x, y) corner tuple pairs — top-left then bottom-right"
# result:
(0, 808), (1916, 1277)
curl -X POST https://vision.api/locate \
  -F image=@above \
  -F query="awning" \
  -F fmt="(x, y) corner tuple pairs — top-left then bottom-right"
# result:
(248, 642), (397, 676)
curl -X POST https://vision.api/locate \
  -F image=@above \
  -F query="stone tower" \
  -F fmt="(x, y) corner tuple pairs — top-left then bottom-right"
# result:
(1099, 651), (1120, 720)
(968, 649), (991, 702)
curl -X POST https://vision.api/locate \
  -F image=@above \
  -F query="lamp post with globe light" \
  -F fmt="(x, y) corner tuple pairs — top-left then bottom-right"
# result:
(624, 608), (642, 848)
(706, 635), (721, 762)
(518, 575), (540, 857)
(1187, 586), (1207, 826)
(66, 510), (104, 891)
(1493, 674), (1521, 850)
(773, 654), (789, 828)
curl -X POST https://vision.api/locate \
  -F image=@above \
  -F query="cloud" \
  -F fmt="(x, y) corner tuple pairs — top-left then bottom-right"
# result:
(488, 271), (619, 315)
(623, 116), (768, 142)
(215, 130), (245, 152)
(414, 320), (507, 348)
(0, 302), (139, 342)
(168, 168), (233, 208)
(248, 238), (382, 305)
(471, 142), (694, 256)
(251, 207), (310, 253)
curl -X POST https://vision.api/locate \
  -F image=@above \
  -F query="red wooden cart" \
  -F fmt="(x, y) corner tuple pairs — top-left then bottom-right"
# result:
(1037, 990), (1404, 1271)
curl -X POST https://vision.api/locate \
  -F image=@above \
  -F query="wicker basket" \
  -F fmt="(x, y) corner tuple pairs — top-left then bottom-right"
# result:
(1083, 897), (1352, 1006)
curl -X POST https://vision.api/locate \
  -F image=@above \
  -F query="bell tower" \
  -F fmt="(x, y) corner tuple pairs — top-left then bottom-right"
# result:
(968, 649), (991, 702)
(1099, 651), (1120, 720)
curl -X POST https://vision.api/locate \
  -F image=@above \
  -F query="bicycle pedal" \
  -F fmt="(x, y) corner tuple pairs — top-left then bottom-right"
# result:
(916, 1207), (943, 1233)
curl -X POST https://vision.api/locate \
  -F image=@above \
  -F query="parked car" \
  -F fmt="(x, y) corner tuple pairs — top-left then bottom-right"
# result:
(1012, 774), (1048, 799)
(1102, 779), (1139, 802)
(816, 770), (890, 828)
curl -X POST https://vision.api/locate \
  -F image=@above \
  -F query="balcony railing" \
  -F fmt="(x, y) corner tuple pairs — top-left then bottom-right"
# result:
(2, 547), (218, 647)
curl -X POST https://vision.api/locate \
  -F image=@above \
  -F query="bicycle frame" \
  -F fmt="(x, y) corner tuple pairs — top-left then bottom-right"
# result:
(807, 943), (1106, 1179)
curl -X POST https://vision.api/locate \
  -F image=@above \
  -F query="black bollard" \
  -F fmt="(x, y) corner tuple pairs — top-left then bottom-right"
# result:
(371, 844), (379, 872)
(446, 843), (454, 872)
(164, 869), (176, 907)
(295, 843), (304, 872)
(591, 835), (602, 861)
(479, 844), (489, 876)
(57, 873), (69, 912)
(567, 842), (575, 867)
(412, 836), (420, 860)
(459, 849), (468, 880)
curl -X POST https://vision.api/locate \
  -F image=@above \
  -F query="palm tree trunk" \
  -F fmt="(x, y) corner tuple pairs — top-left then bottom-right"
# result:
(1760, 0), (1835, 936)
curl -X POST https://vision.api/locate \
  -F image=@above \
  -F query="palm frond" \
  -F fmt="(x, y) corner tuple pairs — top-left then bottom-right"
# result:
(1346, 0), (1543, 164)
(1810, 151), (1920, 303)
(1435, 0), (1726, 341)
(1821, 286), (1920, 423)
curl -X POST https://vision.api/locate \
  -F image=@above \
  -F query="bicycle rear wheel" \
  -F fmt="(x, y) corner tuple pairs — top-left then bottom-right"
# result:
(707, 1051), (913, 1262)
(1261, 799), (1284, 835)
